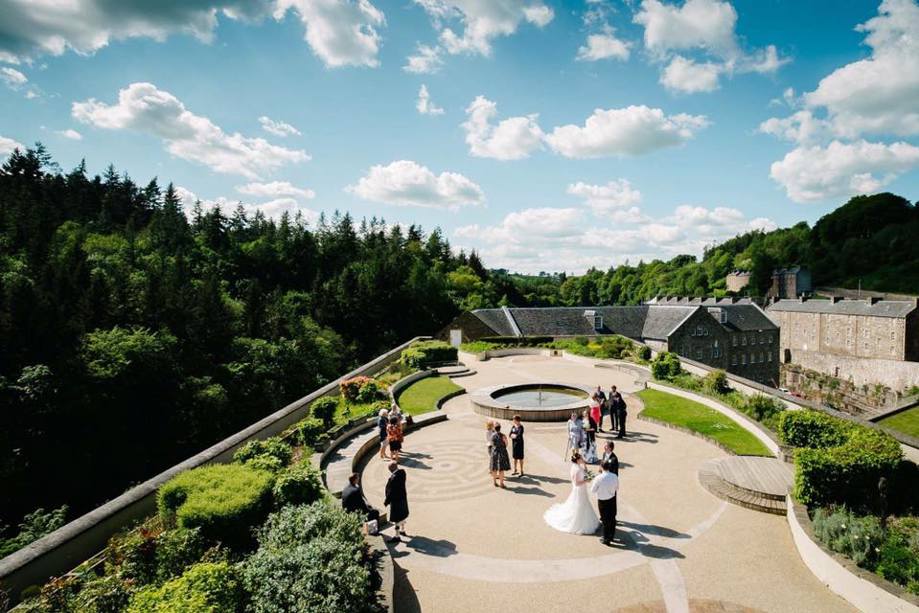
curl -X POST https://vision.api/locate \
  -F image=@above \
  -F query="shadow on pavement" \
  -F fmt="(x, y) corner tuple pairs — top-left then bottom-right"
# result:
(618, 520), (689, 539)
(392, 561), (422, 613)
(388, 535), (458, 559)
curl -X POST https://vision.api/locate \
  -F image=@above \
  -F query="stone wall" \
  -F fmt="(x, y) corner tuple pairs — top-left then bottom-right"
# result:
(780, 363), (904, 418)
(781, 350), (919, 396)
(771, 309), (908, 361)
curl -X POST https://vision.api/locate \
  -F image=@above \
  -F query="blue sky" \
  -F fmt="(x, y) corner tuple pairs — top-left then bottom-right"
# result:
(1, 0), (917, 273)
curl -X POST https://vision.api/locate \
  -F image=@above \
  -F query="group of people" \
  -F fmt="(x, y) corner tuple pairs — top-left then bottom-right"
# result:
(568, 385), (628, 462)
(484, 415), (525, 487)
(544, 447), (621, 545)
(377, 404), (409, 462)
(342, 461), (410, 543)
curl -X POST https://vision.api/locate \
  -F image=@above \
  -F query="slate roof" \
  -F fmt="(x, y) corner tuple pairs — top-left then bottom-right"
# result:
(467, 302), (775, 340)
(767, 299), (917, 319)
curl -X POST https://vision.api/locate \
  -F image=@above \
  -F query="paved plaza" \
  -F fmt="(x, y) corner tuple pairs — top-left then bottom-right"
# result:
(360, 354), (854, 613)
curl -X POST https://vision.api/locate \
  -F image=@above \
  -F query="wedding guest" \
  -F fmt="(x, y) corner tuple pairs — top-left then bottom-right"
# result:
(616, 394), (628, 439)
(594, 386), (607, 432)
(490, 423), (511, 488)
(567, 412), (584, 452)
(384, 462), (409, 542)
(608, 385), (622, 431)
(509, 415), (525, 476)
(387, 416), (404, 462)
(342, 473), (380, 523)
(583, 409), (598, 463)
(485, 420), (495, 478)
(590, 460), (620, 545)
(601, 441), (619, 475)
(589, 401), (602, 437)
(390, 402), (403, 424)
(377, 408), (390, 460)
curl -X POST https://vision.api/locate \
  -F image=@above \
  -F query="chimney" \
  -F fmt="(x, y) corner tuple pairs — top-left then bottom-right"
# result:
(831, 296), (843, 303)
(869, 296), (882, 305)
(799, 295), (808, 303)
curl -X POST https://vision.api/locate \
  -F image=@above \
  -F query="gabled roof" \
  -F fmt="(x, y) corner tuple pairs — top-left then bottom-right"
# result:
(470, 308), (518, 336)
(767, 298), (917, 319)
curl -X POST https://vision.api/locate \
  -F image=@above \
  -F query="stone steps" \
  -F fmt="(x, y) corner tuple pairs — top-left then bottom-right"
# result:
(698, 459), (787, 516)
(436, 364), (476, 378)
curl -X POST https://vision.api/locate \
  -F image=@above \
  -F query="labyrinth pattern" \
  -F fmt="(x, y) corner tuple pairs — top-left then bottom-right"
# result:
(365, 439), (497, 503)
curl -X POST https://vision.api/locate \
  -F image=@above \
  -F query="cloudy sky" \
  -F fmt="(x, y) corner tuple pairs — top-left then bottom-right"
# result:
(1, 0), (917, 274)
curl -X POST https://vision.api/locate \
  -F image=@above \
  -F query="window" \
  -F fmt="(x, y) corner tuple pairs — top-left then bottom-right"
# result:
(703, 327), (709, 336)
(741, 353), (747, 365)
(767, 352), (772, 362)
(742, 336), (747, 346)
(769, 335), (773, 344)
(731, 354), (737, 366)
(713, 345), (721, 358)
(594, 314), (603, 330)
(732, 335), (738, 347)
(696, 325), (703, 336)
(695, 348), (703, 360)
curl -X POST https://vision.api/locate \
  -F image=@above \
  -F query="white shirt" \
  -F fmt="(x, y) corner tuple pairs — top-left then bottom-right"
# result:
(590, 471), (619, 500)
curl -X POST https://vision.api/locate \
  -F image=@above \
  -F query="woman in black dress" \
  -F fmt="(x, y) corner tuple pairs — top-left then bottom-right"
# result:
(509, 415), (525, 476)
(490, 423), (511, 488)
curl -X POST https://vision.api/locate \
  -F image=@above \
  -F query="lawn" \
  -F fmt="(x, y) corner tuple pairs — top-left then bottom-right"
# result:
(396, 375), (464, 415)
(637, 388), (772, 457)
(878, 406), (919, 439)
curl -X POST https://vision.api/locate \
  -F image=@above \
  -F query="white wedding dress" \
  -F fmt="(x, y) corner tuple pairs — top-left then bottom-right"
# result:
(544, 464), (600, 534)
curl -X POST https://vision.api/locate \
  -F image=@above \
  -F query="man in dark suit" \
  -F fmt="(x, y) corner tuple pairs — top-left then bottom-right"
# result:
(600, 441), (619, 475)
(616, 395), (628, 439)
(594, 386), (607, 432)
(384, 462), (409, 542)
(342, 473), (379, 523)
(608, 385), (622, 432)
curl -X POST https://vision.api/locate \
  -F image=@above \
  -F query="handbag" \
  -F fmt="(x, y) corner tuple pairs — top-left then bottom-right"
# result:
(366, 519), (379, 535)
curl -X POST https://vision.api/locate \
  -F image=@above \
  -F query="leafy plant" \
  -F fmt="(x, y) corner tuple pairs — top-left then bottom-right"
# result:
(232, 437), (292, 468)
(294, 417), (326, 450)
(702, 369), (731, 395)
(127, 561), (244, 613)
(310, 397), (338, 429)
(272, 463), (324, 508)
(651, 351), (682, 381)
(0, 506), (68, 558)
(812, 507), (884, 567)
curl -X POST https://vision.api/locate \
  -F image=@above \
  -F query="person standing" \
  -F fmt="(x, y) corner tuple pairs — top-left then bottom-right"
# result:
(509, 415), (525, 476)
(594, 386), (607, 432)
(342, 473), (380, 524)
(608, 385), (622, 432)
(601, 441), (619, 475)
(387, 416), (404, 462)
(485, 420), (495, 479)
(616, 394), (628, 439)
(567, 412), (584, 454)
(377, 409), (390, 460)
(384, 462), (409, 542)
(490, 423), (511, 488)
(590, 460), (620, 545)
(583, 409), (597, 459)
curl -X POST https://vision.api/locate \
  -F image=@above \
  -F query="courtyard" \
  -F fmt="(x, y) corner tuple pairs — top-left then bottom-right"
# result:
(360, 354), (854, 613)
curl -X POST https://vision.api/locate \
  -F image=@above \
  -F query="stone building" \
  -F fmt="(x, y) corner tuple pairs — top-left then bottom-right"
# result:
(766, 297), (919, 391)
(725, 270), (751, 293)
(440, 298), (780, 385)
(770, 266), (812, 298)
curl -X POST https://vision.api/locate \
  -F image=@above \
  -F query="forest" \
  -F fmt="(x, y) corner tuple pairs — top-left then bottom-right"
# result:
(1, 146), (916, 555)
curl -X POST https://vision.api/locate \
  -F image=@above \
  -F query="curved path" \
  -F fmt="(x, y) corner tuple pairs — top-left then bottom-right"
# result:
(360, 354), (854, 613)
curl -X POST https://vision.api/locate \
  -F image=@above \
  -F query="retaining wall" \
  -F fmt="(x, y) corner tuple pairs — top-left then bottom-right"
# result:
(0, 336), (429, 601)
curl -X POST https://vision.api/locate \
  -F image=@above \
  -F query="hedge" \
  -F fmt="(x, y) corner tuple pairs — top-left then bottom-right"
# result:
(232, 437), (292, 469)
(157, 464), (274, 549)
(127, 561), (244, 613)
(399, 340), (457, 369)
(310, 396), (338, 429)
(780, 411), (903, 509)
(651, 351), (682, 380)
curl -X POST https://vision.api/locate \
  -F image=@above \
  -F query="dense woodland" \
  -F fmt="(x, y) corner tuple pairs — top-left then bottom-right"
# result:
(1, 146), (916, 552)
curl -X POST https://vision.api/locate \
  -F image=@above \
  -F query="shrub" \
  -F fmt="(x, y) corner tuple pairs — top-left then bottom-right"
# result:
(157, 464), (273, 549)
(635, 345), (652, 361)
(399, 340), (457, 370)
(272, 463), (323, 508)
(0, 506), (68, 558)
(71, 574), (133, 613)
(812, 507), (884, 567)
(778, 410), (853, 449)
(127, 561), (244, 613)
(702, 370), (731, 395)
(242, 454), (285, 474)
(310, 397), (338, 429)
(670, 373), (702, 391)
(232, 437), (292, 468)
(339, 376), (387, 403)
(743, 395), (784, 423)
(793, 426), (903, 508)
(242, 503), (371, 613)
(651, 352), (682, 381)
(106, 527), (159, 584)
(573, 336), (589, 346)
(154, 527), (209, 583)
(294, 417), (326, 450)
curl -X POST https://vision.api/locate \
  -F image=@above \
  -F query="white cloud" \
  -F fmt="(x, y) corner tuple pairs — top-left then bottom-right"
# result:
(660, 55), (721, 93)
(577, 32), (631, 61)
(453, 201), (776, 274)
(236, 181), (315, 199)
(57, 129), (83, 140)
(0, 1), (273, 63)
(0, 0), (385, 69)
(567, 179), (642, 214)
(758, 110), (831, 145)
(546, 105), (708, 158)
(72, 82), (309, 179)
(274, 0), (385, 68)
(769, 140), (919, 203)
(1, 67), (27, 89)
(0, 135), (25, 156)
(416, 0), (554, 57)
(803, 0), (919, 138)
(742, 45), (788, 74)
(417, 85), (445, 115)
(258, 116), (301, 137)
(347, 160), (484, 209)
(177, 185), (319, 222)
(403, 44), (444, 73)
(462, 96), (543, 160)
(634, 0), (737, 57)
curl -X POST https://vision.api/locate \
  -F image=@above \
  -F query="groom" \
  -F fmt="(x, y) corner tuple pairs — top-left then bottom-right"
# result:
(590, 460), (619, 545)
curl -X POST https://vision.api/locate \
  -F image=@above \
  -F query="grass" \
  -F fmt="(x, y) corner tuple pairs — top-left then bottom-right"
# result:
(638, 388), (772, 457)
(395, 375), (463, 415)
(878, 406), (919, 438)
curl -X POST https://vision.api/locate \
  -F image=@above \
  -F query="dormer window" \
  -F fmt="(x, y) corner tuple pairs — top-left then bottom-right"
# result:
(583, 310), (602, 331)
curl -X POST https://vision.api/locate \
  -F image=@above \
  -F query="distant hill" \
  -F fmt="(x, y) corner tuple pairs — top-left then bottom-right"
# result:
(552, 193), (919, 305)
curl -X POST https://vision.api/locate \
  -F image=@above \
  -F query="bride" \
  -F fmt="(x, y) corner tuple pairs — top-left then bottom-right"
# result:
(544, 449), (600, 534)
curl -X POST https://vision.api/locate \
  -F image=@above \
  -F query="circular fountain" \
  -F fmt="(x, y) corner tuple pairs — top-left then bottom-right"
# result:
(469, 382), (593, 422)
